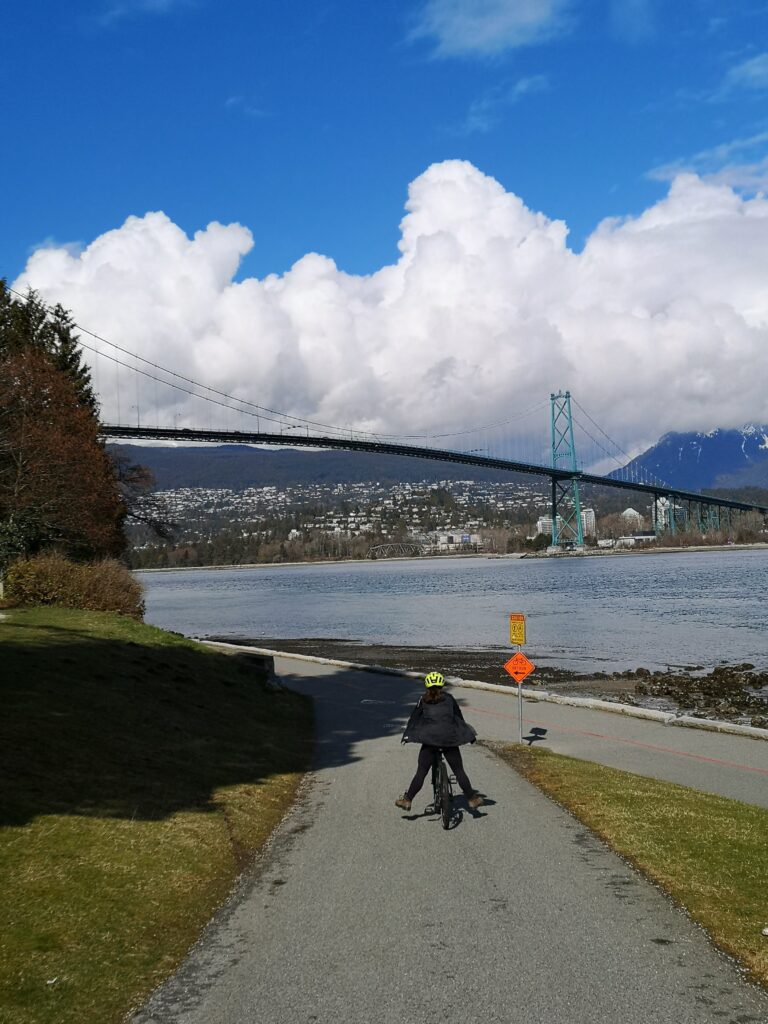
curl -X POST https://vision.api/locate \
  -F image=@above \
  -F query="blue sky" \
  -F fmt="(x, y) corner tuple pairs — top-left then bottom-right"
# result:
(4, 1), (768, 282)
(6, 2), (768, 443)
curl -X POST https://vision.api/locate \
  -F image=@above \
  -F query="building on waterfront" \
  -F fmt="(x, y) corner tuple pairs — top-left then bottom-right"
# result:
(430, 531), (484, 552)
(535, 515), (556, 536)
(580, 508), (596, 537)
(616, 532), (657, 548)
(536, 509), (595, 537)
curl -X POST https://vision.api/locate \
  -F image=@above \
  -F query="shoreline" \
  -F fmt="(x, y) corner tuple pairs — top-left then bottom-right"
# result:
(204, 636), (768, 728)
(134, 541), (768, 573)
(527, 541), (768, 558)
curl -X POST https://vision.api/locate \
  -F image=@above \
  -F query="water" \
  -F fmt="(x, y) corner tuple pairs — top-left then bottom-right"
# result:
(138, 549), (768, 674)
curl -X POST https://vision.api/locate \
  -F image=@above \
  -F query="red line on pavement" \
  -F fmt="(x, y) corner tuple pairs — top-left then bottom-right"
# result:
(465, 704), (768, 777)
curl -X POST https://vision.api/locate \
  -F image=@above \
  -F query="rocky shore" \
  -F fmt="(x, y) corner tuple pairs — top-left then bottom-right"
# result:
(206, 636), (768, 728)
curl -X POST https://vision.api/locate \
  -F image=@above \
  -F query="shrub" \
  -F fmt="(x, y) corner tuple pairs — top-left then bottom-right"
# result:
(5, 553), (144, 618)
(79, 559), (146, 619)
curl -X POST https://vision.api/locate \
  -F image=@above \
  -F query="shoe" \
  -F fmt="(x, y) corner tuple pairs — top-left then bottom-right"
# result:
(467, 793), (484, 809)
(395, 795), (412, 811)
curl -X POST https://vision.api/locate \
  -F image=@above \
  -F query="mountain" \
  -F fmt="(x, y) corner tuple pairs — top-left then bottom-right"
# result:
(109, 444), (530, 491)
(615, 426), (768, 491)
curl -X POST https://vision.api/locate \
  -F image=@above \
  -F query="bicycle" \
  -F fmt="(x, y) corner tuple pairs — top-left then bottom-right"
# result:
(430, 748), (453, 830)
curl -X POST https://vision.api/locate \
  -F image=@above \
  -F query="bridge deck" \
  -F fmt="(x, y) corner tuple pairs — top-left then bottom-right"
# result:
(100, 425), (768, 514)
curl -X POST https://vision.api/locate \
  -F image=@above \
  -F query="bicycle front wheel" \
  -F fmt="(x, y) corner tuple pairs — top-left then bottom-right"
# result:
(439, 760), (452, 830)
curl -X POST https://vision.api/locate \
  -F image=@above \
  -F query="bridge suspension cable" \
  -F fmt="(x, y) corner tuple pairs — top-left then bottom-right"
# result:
(571, 396), (670, 490)
(8, 285), (550, 453)
(8, 287), (396, 440)
(571, 412), (668, 489)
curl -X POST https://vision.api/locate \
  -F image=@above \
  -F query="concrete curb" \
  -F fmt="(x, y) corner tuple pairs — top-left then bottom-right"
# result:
(522, 692), (674, 724)
(199, 640), (768, 742)
(200, 640), (430, 681)
(668, 715), (768, 740)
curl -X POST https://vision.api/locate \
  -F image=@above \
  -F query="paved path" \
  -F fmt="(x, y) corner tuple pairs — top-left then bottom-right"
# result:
(133, 661), (768, 1024)
(460, 685), (768, 809)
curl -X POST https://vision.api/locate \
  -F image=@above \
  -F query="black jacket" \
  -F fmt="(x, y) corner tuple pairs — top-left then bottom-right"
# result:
(402, 691), (476, 747)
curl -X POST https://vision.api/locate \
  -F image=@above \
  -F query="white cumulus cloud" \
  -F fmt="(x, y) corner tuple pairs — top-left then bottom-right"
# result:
(14, 160), (768, 451)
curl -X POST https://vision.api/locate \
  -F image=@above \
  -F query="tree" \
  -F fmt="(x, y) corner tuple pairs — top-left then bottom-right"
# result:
(110, 453), (176, 541)
(0, 283), (174, 565)
(0, 348), (124, 563)
(597, 512), (629, 540)
(0, 280), (98, 414)
(525, 532), (550, 551)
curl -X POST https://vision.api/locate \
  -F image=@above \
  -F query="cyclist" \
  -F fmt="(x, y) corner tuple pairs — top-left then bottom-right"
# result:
(395, 671), (483, 811)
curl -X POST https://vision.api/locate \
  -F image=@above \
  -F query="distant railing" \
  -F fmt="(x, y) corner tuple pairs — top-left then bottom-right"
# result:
(367, 543), (428, 559)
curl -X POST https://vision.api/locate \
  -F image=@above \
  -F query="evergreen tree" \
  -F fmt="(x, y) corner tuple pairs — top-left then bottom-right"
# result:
(0, 280), (98, 413)
(0, 283), (174, 568)
(0, 348), (124, 563)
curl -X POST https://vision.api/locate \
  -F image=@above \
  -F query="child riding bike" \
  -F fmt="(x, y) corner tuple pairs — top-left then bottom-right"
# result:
(395, 671), (483, 811)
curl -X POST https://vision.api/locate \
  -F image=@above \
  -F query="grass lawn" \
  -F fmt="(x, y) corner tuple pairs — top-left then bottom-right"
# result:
(0, 607), (313, 1024)
(493, 743), (768, 988)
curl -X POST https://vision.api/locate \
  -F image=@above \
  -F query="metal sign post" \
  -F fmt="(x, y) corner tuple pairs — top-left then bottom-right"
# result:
(517, 664), (523, 744)
(503, 648), (535, 744)
(505, 613), (534, 742)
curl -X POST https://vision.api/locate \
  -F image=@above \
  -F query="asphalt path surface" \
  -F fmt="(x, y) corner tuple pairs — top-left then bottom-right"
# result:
(460, 686), (768, 810)
(133, 660), (768, 1024)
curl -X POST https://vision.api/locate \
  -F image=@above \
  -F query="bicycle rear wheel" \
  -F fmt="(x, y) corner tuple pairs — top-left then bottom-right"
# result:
(439, 759), (452, 830)
(431, 752), (441, 816)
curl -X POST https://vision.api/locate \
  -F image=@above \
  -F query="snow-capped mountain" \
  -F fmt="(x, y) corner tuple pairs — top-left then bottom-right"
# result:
(614, 426), (768, 491)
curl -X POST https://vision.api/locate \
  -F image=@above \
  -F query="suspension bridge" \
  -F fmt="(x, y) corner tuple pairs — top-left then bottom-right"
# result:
(12, 287), (768, 548)
(101, 409), (767, 548)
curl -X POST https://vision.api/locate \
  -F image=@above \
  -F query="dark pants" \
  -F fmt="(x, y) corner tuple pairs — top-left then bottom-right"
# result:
(405, 744), (473, 801)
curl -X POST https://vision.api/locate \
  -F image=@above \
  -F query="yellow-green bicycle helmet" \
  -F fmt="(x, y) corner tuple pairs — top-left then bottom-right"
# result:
(424, 671), (445, 688)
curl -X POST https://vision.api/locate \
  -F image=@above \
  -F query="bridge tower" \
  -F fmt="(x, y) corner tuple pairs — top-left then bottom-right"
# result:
(549, 391), (584, 550)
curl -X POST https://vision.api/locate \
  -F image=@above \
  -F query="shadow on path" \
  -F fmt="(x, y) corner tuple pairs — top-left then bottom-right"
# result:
(278, 664), (414, 771)
(279, 663), (493, 832)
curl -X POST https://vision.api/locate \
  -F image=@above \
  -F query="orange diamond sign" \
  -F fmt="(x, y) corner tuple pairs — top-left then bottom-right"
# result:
(503, 652), (535, 683)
